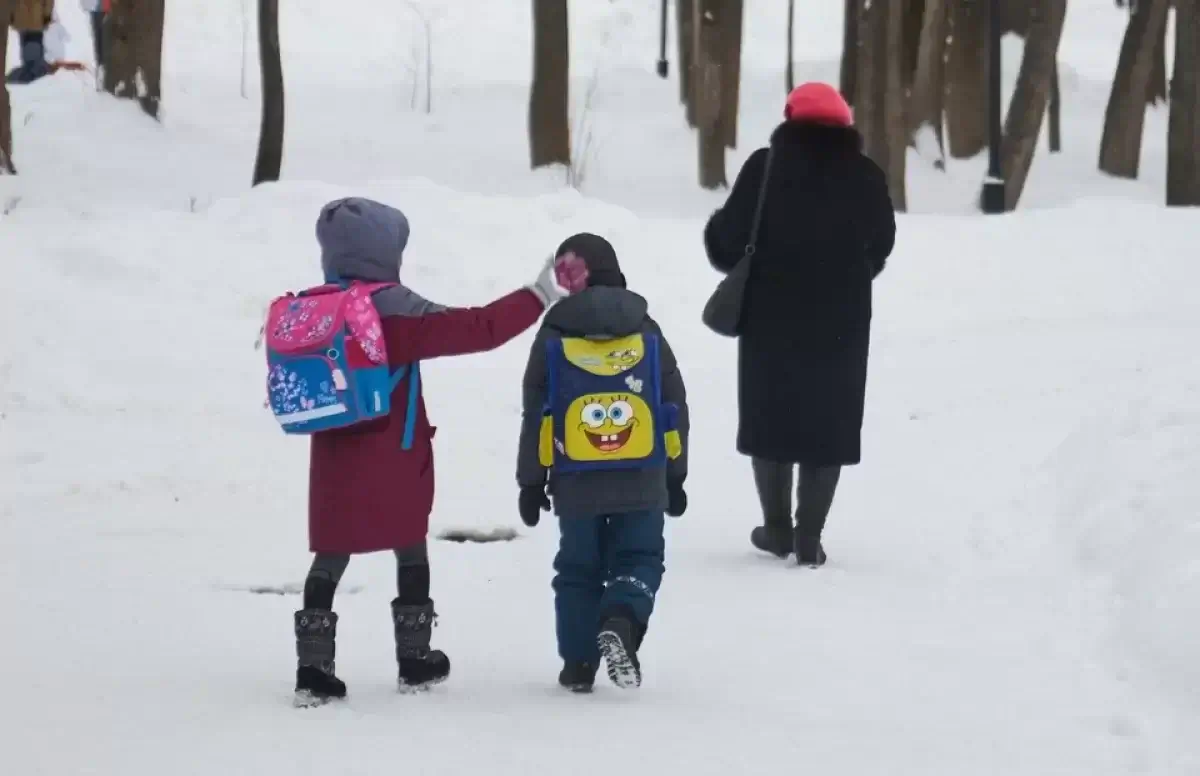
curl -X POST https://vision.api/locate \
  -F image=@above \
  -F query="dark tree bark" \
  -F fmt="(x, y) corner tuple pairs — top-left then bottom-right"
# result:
(857, 0), (887, 166)
(1000, 0), (1068, 210)
(903, 0), (925, 88)
(252, 0), (285, 186)
(786, 0), (795, 92)
(944, 0), (987, 158)
(529, 0), (570, 169)
(719, 0), (743, 149)
(1, 0), (14, 174)
(1149, 16), (1168, 104)
(886, 0), (909, 209)
(1099, 0), (1170, 179)
(103, 0), (165, 120)
(135, 0), (164, 118)
(840, 0), (858, 105)
(677, 0), (696, 126)
(908, 0), (948, 161)
(104, 0), (137, 99)
(694, 0), (726, 189)
(857, 0), (908, 210)
(1168, 0), (1200, 205)
(999, 0), (1034, 35)
(1048, 61), (1062, 152)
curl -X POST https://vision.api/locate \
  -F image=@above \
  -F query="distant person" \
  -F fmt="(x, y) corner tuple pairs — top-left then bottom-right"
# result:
(7, 0), (54, 84)
(703, 82), (895, 567)
(262, 198), (588, 706)
(516, 233), (689, 692)
(80, 0), (109, 67)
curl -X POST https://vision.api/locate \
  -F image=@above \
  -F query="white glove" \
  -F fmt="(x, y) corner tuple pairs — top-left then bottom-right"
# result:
(527, 252), (589, 308)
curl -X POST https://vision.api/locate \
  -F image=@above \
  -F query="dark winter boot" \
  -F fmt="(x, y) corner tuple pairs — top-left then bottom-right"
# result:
(558, 661), (599, 694)
(293, 609), (347, 707)
(391, 599), (450, 692)
(597, 616), (643, 689)
(751, 521), (794, 558)
(795, 534), (828, 568)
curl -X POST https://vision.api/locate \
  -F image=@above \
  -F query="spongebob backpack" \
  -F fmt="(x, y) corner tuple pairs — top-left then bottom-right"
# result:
(539, 333), (681, 474)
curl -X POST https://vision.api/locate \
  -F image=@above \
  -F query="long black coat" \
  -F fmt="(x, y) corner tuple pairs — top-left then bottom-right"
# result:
(703, 122), (895, 466)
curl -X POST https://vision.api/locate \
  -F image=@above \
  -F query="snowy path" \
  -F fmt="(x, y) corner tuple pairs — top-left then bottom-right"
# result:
(7, 187), (1193, 774)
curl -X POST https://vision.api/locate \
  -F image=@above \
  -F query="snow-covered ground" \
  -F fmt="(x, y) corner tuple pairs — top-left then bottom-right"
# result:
(3, 1), (1198, 774)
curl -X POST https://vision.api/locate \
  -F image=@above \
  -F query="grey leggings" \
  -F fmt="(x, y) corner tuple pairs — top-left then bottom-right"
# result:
(751, 458), (842, 538)
(303, 542), (430, 610)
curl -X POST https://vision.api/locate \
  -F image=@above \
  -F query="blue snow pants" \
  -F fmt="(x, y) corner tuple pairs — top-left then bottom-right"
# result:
(552, 510), (666, 664)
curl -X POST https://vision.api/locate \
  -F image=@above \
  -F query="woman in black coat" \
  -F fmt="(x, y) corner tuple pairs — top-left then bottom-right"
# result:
(703, 82), (895, 566)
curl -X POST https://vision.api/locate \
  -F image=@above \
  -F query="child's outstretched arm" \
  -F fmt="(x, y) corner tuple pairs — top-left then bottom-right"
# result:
(381, 289), (544, 363)
(381, 254), (589, 363)
(515, 327), (551, 490)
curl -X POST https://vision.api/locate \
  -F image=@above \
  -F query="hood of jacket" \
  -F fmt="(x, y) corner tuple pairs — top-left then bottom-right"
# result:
(316, 197), (409, 283)
(544, 286), (648, 339)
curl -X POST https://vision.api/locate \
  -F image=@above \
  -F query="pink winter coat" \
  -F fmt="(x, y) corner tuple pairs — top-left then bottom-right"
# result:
(307, 289), (544, 554)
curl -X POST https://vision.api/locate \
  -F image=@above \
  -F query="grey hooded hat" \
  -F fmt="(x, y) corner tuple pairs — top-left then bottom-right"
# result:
(315, 197), (445, 317)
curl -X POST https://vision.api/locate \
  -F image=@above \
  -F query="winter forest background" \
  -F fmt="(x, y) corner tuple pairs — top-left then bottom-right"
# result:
(2, 0), (1199, 210)
(2, 2), (1198, 775)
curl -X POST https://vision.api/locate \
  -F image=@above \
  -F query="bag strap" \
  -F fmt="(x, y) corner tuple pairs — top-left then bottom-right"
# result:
(744, 147), (775, 259)
(389, 363), (422, 450)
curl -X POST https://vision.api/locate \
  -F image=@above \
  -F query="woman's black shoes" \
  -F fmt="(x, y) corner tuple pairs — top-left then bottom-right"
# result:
(751, 525), (828, 567)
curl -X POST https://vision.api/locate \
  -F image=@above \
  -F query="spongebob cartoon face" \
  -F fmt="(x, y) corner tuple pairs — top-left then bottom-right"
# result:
(564, 393), (655, 461)
(605, 348), (640, 373)
(562, 336), (646, 376)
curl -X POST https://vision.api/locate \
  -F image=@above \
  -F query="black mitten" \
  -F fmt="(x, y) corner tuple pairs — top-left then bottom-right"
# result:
(519, 485), (551, 527)
(666, 478), (688, 518)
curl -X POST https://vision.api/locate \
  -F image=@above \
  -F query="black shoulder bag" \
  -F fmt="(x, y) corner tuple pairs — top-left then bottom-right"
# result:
(701, 147), (774, 338)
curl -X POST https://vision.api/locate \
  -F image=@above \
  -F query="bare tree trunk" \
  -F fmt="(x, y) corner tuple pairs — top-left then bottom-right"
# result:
(1168, 0), (1200, 205)
(694, 0), (726, 189)
(1149, 16), (1168, 104)
(1048, 60), (1061, 152)
(944, 0), (987, 158)
(857, 0), (887, 166)
(903, 0), (925, 88)
(529, 0), (570, 169)
(858, 0), (908, 210)
(887, 0), (909, 210)
(252, 0), (285, 186)
(1099, 0), (1170, 179)
(999, 0), (1034, 35)
(786, 0), (795, 92)
(0, 0), (13, 174)
(908, 0), (947, 160)
(1000, 0), (1068, 210)
(840, 0), (859, 105)
(678, 0), (696, 126)
(104, 0), (138, 99)
(135, 0), (164, 119)
(719, 0), (743, 149)
(102, 0), (165, 119)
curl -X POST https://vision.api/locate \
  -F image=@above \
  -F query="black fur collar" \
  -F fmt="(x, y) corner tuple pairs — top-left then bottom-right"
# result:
(769, 121), (863, 154)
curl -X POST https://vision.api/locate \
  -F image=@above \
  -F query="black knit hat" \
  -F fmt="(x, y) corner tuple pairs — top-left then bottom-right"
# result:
(555, 232), (625, 288)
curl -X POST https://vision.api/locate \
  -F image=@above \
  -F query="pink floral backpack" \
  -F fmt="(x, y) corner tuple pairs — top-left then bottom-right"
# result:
(263, 282), (420, 444)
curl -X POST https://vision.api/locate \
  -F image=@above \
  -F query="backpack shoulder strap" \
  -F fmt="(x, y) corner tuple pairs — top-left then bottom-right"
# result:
(400, 363), (420, 450)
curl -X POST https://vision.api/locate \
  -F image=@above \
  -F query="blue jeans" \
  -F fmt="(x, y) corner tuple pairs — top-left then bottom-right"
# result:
(552, 510), (666, 664)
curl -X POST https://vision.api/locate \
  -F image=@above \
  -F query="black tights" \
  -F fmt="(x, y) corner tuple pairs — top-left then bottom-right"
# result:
(751, 458), (842, 538)
(302, 543), (431, 610)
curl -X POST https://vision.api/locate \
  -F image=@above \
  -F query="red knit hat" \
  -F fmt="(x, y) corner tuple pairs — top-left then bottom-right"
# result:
(784, 82), (853, 127)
